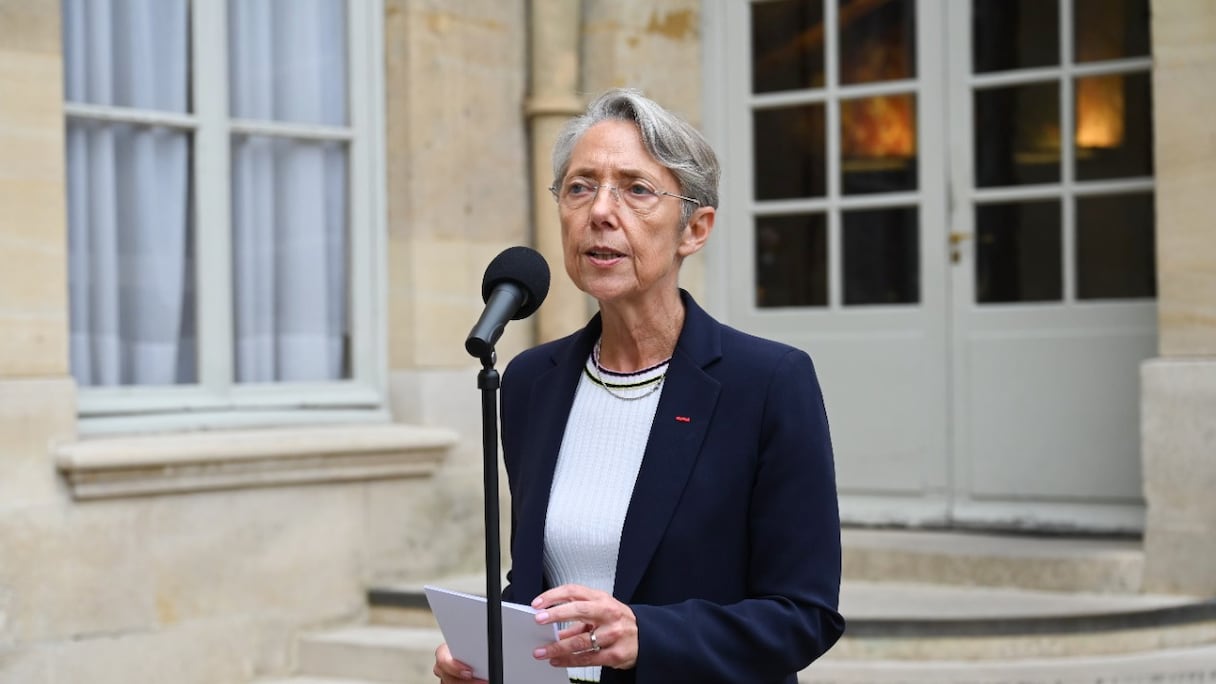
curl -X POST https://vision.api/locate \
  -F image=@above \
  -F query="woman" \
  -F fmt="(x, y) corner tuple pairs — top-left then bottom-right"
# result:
(435, 88), (844, 684)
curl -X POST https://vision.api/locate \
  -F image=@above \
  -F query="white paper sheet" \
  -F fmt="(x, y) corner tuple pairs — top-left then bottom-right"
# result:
(424, 585), (569, 684)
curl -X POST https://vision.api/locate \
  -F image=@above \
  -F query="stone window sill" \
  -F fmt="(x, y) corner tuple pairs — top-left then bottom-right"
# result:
(55, 423), (458, 500)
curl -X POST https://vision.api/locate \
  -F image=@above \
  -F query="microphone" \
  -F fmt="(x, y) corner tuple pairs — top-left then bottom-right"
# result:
(465, 246), (551, 360)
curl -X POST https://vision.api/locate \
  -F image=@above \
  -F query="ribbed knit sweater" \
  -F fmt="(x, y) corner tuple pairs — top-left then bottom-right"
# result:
(543, 351), (668, 682)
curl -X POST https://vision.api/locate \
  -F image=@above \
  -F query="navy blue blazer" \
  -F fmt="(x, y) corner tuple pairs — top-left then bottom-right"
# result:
(500, 291), (845, 684)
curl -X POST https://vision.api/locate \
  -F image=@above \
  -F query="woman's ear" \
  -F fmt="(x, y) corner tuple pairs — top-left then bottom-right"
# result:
(677, 206), (715, 258)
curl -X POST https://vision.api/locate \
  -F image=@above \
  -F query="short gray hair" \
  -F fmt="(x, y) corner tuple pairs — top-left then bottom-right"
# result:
(552, 88), (720, 225)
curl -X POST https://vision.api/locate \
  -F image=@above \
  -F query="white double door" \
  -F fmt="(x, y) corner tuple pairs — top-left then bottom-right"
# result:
(708, 0), (1156, 531)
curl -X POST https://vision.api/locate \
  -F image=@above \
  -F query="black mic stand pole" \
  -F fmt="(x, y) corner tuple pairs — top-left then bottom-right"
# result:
(477, 350), (504, 684)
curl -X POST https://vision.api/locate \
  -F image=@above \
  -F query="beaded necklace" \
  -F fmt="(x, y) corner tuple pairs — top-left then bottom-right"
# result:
(586, 338), (670, 401)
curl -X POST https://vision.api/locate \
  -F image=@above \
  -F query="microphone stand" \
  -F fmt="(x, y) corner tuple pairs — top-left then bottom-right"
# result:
(476, 350), (504, 684)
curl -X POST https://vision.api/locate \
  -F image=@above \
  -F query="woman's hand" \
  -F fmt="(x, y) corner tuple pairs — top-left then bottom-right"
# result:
(433, 642), (486, 683)
(531, 584), (639, 671)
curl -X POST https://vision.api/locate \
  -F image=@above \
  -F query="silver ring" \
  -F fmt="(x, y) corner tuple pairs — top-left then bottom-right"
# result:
(589, 629), (601, 652)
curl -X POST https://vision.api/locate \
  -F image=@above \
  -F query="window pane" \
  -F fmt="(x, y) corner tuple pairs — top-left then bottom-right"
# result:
(841, 94), (918, 194)
(231, 136), (350, 383)
(1075, 72), (1153, 181)
(976, 200), (1062, 303)
(751, 0), (825, 94)
(228, 0), (348, 126)
(839, 0), (916, 84)
(756, 214), (828, 308)
(975, 83), (1060, 187)
(843, 207), (919, 305)
(972, 0), (1059, 73)
(62, 0), (191, 112)
(1077, 193), (1155, 300)
(754, 104), (827, 200)
(67, 123), (196, 386)
(1075, 0), (1150, 62)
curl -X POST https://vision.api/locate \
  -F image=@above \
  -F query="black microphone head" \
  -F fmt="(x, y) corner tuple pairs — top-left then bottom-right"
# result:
(481, 246), (550, 320)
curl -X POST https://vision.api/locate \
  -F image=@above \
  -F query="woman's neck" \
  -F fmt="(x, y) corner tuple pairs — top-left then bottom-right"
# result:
(596, 291), (685, 372)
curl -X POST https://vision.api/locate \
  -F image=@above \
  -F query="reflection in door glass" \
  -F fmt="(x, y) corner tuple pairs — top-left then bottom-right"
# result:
(841, 94), (918, 194)
(752, 0), (825, 94)
(839, 0), (916, 85)
(1075, 0), (1150, 62)
(972, 0), (1059, 73)
(756, 214), (828, 308)
(976, 200), (1062, 303)
(975, 83), (1060, 187)
(754, 104), (827, 200)
(1076, 193), (1155, 300)
(1075, 72), (1153, 181)
(843, 207), (919, 305)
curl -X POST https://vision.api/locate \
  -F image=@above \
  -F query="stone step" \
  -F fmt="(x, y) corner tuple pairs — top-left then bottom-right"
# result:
(370, 527), (1149, 615)
(367, 572), (493, 628)
(804, 643), (1216, 683)
(834, 580), (1216, 660)
(275, 623), (1216, 684)
(294, 625), (440, 683)
(366, 577), (1216, 660)
(338, 528), (1207, 680)
(841, 527), (1145, 593)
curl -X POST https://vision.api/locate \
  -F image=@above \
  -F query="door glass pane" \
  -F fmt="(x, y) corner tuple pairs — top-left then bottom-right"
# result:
(228, 0), (349, 126)
(1075, 0), (1150, 62)
(231, 136), (351, 383)
(975, 83), (1060, 187)
(752, 0), (825, 94)
(973, 0), (1059, 73)
(756, 214), (828, 308)
(754, 104), (827, 200)
(841, 94), (918, 194)
(843, 207), (919, 305)
(839, 0), (916, 85)
(1076, 193), (1155, 300)
(1075, 72), (1153, 181)
(976, 200), (1062, 303)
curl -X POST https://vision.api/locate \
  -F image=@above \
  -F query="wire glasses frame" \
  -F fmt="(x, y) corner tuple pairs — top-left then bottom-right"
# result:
(549, 179), (701, 213)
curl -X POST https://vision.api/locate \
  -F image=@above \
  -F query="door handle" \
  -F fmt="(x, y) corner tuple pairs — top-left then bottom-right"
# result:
(949, 232), (972, 264)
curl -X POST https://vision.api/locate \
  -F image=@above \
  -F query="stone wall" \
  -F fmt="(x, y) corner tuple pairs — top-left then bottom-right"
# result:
(0, 0), (68, 376)
(1141, 0), (1216, 596)
(381, 0), (532, 580)
(1151, 1), (1216, 359)
(0, 2), (492, 682)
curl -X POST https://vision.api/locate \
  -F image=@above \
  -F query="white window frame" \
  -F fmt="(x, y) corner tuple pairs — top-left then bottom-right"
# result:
(64, 0), (389, 435)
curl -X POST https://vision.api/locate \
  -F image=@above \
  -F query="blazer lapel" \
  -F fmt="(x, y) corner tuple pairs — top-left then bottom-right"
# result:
(511, 319), (600, 600)
(613, 293), (722, 602)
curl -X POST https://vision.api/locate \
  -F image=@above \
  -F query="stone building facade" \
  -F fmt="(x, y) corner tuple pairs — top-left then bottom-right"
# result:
(0, 1), (1210, 682)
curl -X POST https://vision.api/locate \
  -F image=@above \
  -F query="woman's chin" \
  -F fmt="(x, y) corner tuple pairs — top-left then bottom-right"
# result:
(583, 283), (633, 307)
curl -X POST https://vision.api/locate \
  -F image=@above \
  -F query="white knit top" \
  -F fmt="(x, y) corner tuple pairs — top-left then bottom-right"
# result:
(543, 347), (668, 682)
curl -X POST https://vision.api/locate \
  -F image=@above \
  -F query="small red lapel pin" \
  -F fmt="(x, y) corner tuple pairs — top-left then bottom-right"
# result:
(675, 415), (691, 423)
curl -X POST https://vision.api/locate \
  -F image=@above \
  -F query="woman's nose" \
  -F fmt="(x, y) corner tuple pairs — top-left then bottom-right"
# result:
(588, 184), (620, 222)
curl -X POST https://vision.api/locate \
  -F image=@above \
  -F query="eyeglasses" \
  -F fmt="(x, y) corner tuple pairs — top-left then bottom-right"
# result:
(549, 178), (700, 213)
